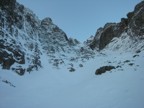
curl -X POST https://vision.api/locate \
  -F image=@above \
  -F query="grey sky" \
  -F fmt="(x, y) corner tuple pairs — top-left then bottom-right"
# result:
(17, 0), (141, 42)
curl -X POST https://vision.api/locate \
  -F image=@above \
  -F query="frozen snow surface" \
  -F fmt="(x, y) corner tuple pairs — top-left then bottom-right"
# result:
(1, 46), (144, 108)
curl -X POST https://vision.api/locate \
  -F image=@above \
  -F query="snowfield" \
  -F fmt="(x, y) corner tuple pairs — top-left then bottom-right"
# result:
(0, 49), (144, 108)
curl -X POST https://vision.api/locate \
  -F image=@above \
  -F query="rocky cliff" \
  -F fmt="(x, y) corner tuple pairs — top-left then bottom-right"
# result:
(0, 0), (94, 75)
(89, 1), (144, 50)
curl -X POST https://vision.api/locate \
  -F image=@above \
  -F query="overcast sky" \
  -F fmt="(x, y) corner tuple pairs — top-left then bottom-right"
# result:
(17, 0), (141, 42)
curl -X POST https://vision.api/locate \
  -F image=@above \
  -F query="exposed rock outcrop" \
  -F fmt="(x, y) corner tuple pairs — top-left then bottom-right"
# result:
(0, 0), (71, 73)
(89, 1), (144, 50)
(128, 1), (144, 37)
(95, 66), (115, 75)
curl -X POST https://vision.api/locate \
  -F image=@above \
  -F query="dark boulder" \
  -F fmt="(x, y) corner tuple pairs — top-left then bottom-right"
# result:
(12, 66), (25, 76)
(69, 67), (76, 72)
(95, 66), (115, 75)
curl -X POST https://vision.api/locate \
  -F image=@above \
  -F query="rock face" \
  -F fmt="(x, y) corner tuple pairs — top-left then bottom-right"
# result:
(128, 1), (144, 37)
(0, 0), (94, 75)
(0, 0), (77, 73)
(0, 0), (41, 72)
(40, 17), (70, 53)
(89, 1), (144, 50)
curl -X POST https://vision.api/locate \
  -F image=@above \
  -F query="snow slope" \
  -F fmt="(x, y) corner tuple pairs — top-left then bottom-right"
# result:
(1, 48), (144, 108)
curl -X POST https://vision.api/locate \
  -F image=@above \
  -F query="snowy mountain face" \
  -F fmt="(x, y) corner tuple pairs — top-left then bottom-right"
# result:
(0, 0), (144, 108)
(89, 1), (144, 51)
(0, 0), (94, 75)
